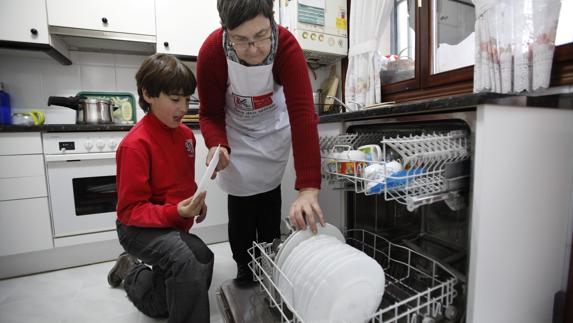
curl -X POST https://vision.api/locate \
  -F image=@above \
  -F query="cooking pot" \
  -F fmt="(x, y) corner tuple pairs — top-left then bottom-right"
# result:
(48, 96), (113, 124)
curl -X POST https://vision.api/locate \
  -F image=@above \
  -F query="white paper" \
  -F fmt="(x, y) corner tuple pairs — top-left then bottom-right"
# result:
(193, 145), (221, 199)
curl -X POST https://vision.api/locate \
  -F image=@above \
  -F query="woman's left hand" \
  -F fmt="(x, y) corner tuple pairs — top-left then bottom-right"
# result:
(289, 188), (325, 233)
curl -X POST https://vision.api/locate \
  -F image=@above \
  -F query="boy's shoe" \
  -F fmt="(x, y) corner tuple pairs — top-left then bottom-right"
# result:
(107, 252), (139, 288)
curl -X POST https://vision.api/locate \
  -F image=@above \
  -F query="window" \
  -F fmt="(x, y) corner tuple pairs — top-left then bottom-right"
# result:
(376, 0), (573, 102)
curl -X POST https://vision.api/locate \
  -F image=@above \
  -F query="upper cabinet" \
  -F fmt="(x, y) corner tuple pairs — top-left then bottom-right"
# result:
(156, 0), (220, 57)
(0, 0), (50, 44)
(0, 0), (71, 64)
(46, 0), (156, 36)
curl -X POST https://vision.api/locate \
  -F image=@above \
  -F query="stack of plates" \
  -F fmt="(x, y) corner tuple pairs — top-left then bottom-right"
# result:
(273, 224), (385, 323)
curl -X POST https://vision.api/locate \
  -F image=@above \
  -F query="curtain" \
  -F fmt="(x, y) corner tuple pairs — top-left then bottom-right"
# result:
(344, 0), (394, 109)
(473, 0), (562, 93)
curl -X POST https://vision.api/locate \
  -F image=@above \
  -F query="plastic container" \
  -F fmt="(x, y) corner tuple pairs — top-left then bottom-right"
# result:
(0, 83), (12, 125)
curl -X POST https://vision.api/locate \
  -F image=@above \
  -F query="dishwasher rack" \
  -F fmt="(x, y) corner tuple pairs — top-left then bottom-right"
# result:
(248, 229), (459, 323)
(319, 131), (470, 211)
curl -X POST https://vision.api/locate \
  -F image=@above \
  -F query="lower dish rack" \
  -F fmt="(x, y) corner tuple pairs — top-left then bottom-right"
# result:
(248, 229), (459, 323)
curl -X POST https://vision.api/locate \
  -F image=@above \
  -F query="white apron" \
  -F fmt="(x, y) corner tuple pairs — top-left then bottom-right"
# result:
(217, 59), (292, 196)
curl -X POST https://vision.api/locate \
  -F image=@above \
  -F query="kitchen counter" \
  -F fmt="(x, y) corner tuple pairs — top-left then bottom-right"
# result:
(0, 122), (200, 132)
(1, 92), (571, 131)
(319, 91), (573, 123)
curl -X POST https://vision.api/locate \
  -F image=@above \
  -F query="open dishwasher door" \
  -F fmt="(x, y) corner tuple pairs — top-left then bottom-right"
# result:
(216, 280), (281, 323)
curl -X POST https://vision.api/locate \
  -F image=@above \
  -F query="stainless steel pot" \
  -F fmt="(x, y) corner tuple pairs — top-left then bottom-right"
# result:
(48, 96), (113, 124)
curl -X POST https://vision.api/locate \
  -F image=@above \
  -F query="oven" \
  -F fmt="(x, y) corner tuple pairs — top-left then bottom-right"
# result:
(43, 131), (127, 238)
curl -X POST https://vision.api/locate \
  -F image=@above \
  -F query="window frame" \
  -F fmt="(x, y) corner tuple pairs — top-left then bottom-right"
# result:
(379, 0), (573, 102)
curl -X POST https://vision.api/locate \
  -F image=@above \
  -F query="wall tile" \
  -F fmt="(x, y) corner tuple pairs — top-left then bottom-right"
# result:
(1, 58), (45, 110)
(115, 67), (138, 93)
(76, 52), (115, 66)
(114, 54), (146, 68)
(41, 64), (82, 99)
(80, 65), (117, 92)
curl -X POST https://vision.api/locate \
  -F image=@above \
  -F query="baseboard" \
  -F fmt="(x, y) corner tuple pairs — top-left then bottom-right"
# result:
(0, 224), (228, 280)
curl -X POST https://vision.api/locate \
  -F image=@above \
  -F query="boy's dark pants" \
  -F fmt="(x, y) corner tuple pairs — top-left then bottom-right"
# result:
(116, 221), (214, 323)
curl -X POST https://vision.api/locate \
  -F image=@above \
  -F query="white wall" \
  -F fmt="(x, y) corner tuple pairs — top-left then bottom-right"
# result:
(0, 50), (338, 124)
(0, 50), (197, 124)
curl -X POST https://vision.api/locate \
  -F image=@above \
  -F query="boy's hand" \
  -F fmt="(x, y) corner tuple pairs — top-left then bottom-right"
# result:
(178, 191), (207, 219)
(206, 146), (230, 179)
(196, 203), (208, 223)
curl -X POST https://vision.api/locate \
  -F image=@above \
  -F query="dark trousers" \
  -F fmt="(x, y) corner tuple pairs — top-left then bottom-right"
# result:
(227, 185), (282, 267)
(116, 221), (214, 323)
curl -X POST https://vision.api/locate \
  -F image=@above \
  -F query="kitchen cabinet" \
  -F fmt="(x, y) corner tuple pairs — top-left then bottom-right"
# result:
(46, 0), (156, 36)
(468, 104), (573, 323)
(0, 0), (70, 65)
(0, 133), (53, 257)
(0, 0), (50, 44)
(155, 0), (220, 57)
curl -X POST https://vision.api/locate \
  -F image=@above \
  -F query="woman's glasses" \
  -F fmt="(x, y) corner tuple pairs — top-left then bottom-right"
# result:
(230, 37), (272, 51)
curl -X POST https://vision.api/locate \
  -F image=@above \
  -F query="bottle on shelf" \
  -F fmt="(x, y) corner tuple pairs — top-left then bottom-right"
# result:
(0, 82), (12, 125)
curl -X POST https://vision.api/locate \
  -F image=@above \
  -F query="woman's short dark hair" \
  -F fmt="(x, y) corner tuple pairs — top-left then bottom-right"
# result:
(217, 0), (274, 30)
(135, 53), (196, 112)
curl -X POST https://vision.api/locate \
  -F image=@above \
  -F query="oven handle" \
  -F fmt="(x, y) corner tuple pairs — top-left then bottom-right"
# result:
(45, 152), (116, 162)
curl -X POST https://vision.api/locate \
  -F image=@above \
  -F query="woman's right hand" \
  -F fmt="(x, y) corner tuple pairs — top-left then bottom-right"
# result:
(206, 146), (230, 179)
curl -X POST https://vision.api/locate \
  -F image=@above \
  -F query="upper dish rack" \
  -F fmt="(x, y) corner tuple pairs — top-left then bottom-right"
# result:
(248, 229), (459, 323)
(320, 131), (470, 211)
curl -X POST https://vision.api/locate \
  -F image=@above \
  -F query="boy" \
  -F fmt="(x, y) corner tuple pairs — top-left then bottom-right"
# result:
(107, 53), (213, 323)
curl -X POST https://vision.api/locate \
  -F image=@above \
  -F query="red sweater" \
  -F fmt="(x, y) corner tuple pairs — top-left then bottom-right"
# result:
(197, 26), (321, 190)
(116, 113), (197, 231)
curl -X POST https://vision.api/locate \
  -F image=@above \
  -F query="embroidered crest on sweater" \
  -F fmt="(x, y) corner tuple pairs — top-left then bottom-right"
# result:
(184, 139), (195, 157)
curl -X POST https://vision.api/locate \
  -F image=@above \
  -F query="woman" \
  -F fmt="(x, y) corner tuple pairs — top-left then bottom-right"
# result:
(197, 0), (325, 284)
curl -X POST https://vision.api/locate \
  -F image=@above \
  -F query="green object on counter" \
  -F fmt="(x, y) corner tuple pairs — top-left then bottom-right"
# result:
(76, 91), (137, 124)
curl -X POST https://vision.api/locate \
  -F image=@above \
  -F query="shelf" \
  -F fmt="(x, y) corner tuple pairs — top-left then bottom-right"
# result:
(320, 131), (470, 211)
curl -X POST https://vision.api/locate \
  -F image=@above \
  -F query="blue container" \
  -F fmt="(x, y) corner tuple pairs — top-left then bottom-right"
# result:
(0, 83), (12, 125)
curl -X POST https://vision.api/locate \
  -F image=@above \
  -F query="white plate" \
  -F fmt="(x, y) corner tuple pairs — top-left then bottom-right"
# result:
(278, 235), (334, 308)
(276, 235), (321, 305)
(193, 144), (220, 199)
(273, 223), (344, 284)
(293, 241), (346, 312)
(302, 252), (385, 323)
(287, 236), (340, 303)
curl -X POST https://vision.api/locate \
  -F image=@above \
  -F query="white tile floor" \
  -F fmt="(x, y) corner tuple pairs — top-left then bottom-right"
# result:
(0, 242), (235, 323)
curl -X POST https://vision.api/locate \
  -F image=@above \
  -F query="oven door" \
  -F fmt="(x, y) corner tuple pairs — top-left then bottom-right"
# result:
(45, 153), (117, 237)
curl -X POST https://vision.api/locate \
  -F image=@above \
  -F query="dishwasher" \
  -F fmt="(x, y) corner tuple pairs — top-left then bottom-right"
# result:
(216, 102), (573, 323)
(216, 110), (475, 323)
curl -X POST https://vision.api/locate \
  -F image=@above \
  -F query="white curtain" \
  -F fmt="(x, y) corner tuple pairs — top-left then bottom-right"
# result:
(473, 0), (562, 93)
(345, 0), (394, 108)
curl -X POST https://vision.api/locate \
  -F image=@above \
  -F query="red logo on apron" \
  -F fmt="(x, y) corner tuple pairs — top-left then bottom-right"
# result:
(251, 92), (273, 109)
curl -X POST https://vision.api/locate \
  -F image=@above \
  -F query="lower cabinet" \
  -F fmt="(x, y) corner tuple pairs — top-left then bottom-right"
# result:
(0, 197), (53, 257)
(0, 132), (53, 257)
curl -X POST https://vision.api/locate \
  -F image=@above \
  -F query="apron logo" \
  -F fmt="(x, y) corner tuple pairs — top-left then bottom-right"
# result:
(184, 139), (195, 158)
(232, 92), (274, 110)
(233, 95), (250, 109)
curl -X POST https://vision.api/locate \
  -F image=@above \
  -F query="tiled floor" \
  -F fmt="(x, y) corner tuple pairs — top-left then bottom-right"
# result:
(0, 242), (235, 323)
